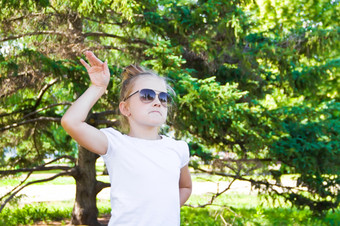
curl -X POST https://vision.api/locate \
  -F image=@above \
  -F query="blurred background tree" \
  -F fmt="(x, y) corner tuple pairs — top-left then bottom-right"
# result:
(0, 0), (339, 224)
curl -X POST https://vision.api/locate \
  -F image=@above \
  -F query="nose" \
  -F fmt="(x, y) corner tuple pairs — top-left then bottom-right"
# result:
(152, 96), (161, 107)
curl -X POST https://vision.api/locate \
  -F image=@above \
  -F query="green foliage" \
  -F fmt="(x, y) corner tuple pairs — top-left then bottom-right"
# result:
(175, 74), (247, 146)
(1, 0), (339, 216)
(0, 203), (71, 226)
(181, 207), (222, 225)
(1, 202), (339, 226)
(269, 102), (340, 214)
(184, 190), (340, 224)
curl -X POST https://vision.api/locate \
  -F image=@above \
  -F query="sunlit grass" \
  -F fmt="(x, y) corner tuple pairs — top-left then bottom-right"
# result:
(183, 194), (340, 226)
(1, 171), (339, 225)
(1, 198), (339, 226)
(181, 206), (340, 226)
(0, 199), (112, 226)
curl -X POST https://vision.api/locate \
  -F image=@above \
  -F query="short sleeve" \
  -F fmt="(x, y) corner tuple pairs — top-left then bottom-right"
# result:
(179, 141), (190, 168)
(100, 127), (122, 158)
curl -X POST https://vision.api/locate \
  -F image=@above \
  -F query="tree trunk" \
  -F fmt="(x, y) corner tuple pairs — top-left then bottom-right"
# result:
(72, 146), (101, 226)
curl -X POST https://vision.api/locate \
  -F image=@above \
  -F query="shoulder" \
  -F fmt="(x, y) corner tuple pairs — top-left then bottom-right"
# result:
(163, 137), (190, 167)
(100, 127), (123, 137)
(99, 128), (127, 157)
(100, 127), (127, 146)
(176, 140), (189, 151)
(162, 136), (189, 151)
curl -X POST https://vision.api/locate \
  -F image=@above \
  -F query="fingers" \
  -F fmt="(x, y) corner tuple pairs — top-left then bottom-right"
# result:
(80, 58), (91, 71)
(85, 51), (103, 66)
(80, 51), (104, 71)
(80, 51), (110, 79)
(102, 60), (110, 77)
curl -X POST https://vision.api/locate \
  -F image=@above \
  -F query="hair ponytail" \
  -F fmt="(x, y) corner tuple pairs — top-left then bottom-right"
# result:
(121, 65), (145, 81)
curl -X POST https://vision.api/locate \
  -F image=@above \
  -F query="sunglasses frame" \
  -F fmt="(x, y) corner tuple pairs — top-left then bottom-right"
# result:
(124, 88), (171, 107)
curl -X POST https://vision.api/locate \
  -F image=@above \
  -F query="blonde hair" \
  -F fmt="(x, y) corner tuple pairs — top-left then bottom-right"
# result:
(119, 64), (175, 132)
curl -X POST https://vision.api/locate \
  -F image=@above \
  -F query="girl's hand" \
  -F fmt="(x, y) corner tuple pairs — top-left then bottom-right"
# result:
(80, 51), (110, 88)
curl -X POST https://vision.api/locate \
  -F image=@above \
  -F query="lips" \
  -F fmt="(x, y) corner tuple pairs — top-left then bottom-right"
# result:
(149, 110), (162, 115)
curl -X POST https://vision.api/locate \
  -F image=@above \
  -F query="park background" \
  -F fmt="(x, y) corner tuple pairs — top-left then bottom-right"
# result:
(0, 0), (339, 225)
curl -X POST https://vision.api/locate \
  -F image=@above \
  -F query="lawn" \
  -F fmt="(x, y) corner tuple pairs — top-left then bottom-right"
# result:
(0, 161), (339, 225)
(1, 193), (339, 226)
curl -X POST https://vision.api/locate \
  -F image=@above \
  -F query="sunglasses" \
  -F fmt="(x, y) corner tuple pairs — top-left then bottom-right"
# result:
(124, 89), (171, 107)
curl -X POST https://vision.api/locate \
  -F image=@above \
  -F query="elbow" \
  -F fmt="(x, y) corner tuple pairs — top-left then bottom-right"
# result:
(61, 115), (71, 130)
(61, 114), (84, 135)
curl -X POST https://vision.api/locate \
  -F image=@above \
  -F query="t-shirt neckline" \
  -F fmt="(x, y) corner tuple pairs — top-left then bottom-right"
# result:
(122, 133), (165, 142)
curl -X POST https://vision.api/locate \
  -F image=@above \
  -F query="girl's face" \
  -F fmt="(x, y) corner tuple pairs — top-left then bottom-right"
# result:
(121, 76), (168, 129)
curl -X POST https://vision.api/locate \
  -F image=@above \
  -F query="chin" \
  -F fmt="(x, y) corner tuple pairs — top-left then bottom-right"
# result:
(148, 119), (166, 127)
(146, 115), (166, 124)
(151, 121), (166, 127)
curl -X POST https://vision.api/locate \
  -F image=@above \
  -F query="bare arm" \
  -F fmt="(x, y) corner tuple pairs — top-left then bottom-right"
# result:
(179, 165), (192, 206)
(61, 51), (110, 155)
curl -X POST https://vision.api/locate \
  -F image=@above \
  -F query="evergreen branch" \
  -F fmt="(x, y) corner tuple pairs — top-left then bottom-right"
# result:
(87, 45), (126, 52)
(83, 38), (126, 52)
(106, 9), (143, 18)
(0, 117), (61, 132)
(0, 155), (76, 176)
(0, 169), (75, 213)
(219, 158), (273, 163)
(0, 166), (73, 175)
(0, 102), (70, 124)
(196, 167), (304, 192)
(0, 31), (68, 42)
(83, 32), (152, 46)
(0, 172), (33, 202)
(21, 102), (72, 120)
(5, 12), (58, 23)
(45, 155), (77, 165)
(48, 4), (61, 15)
(84, 17), (128, 26)
(0, 109), (27, 118)
(34, 78), (59, 109)
(185, 178), (237, 208)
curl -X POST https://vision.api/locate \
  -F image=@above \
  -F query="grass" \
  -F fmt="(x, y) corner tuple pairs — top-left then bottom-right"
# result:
(0, 200), (112, 226)
(181, 206), (340, 225)
(1, 170), (339, 225)
(0, 203), (72, 226)
(1, 197), (339, 226)
(183, 192), (340, 225)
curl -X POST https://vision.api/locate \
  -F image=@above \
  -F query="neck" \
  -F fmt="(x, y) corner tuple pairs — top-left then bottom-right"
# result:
(128, 126), (161, 140)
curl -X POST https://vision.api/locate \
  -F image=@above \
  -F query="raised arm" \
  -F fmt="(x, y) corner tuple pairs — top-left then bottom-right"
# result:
(61, 51), (110, 155)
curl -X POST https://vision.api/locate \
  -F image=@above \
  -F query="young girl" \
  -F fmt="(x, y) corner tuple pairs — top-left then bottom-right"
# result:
(61, 51), (192, 226)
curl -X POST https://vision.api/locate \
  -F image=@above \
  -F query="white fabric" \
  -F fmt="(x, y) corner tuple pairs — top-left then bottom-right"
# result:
(100, 127), (190, 226)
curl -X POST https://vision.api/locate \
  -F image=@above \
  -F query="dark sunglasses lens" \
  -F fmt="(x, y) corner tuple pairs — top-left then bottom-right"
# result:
(159, 92), (170, 103)
(139, 89), (156, 102)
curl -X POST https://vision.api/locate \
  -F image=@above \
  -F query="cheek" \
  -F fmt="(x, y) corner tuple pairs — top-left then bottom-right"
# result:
(129, 102), (147, 115)
(163, 108), (168, 116)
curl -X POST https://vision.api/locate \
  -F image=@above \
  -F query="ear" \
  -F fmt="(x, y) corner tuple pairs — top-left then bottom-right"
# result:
(119, 101), (131, 117)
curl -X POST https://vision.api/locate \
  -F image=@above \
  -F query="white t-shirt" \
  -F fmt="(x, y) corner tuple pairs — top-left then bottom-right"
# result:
(100, 128), (190, 226)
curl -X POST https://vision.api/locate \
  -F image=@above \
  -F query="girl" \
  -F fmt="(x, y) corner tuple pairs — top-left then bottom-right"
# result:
(61, 51), (192, 226)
